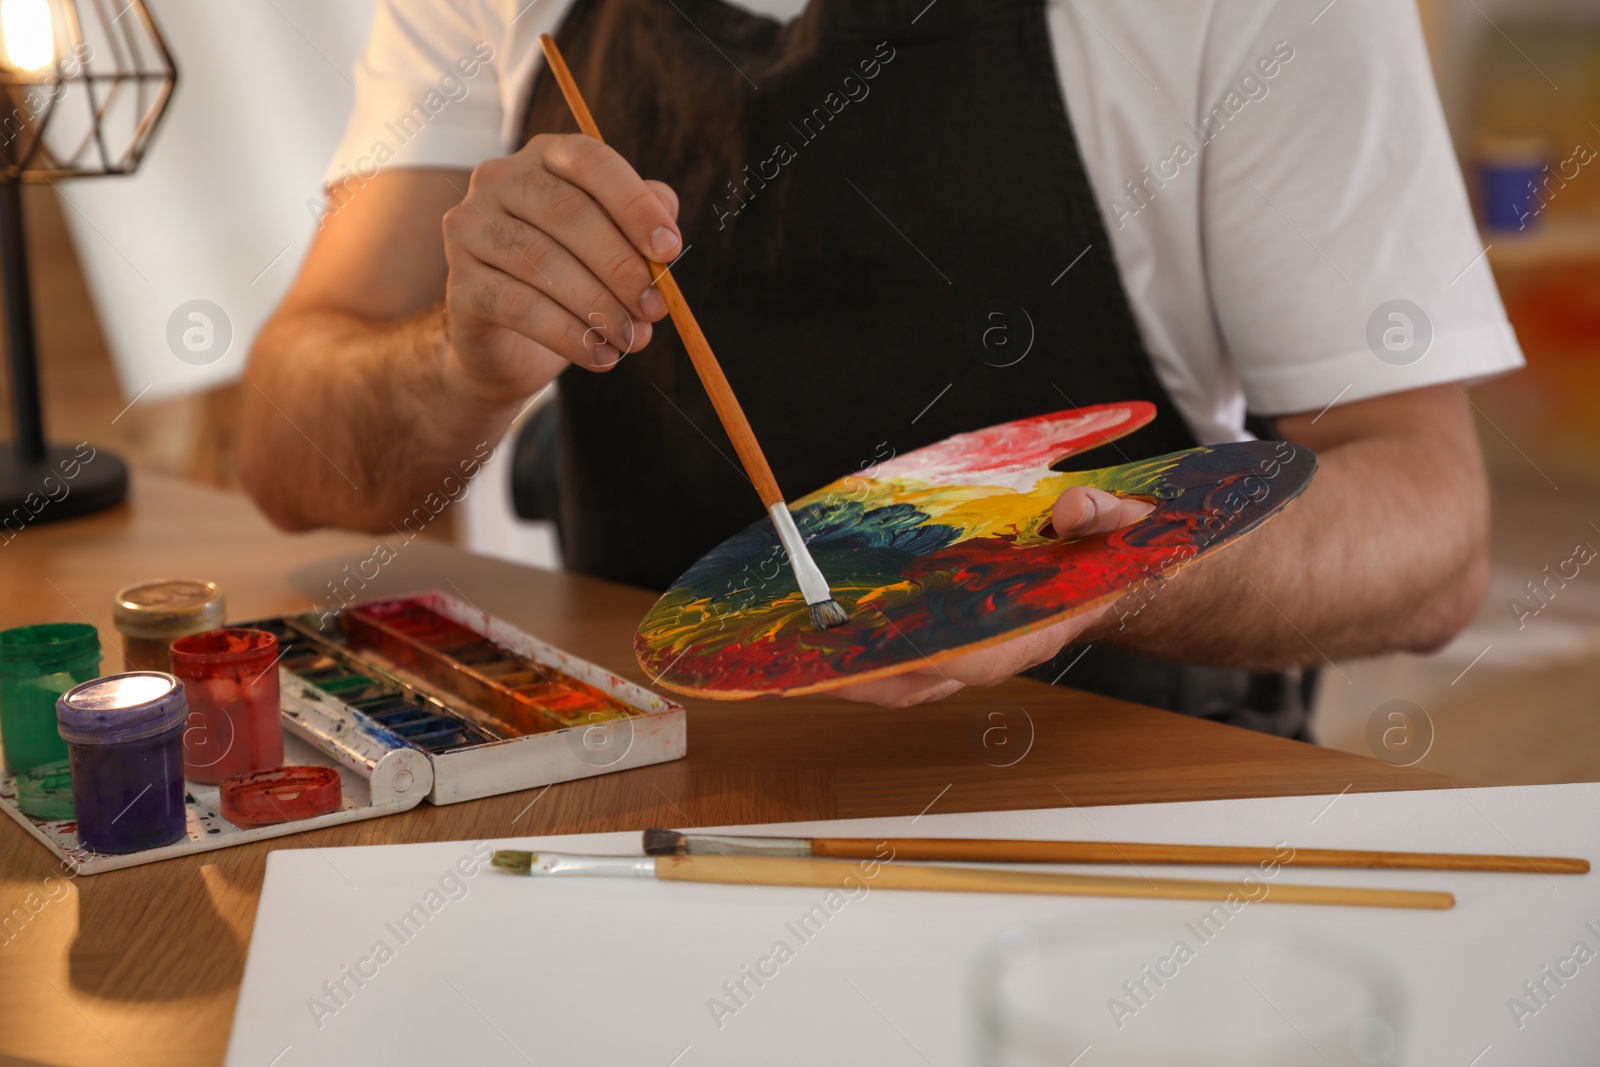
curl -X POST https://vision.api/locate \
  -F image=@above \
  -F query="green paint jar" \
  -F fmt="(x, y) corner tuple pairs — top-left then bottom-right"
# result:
(0, 623), (102, 776)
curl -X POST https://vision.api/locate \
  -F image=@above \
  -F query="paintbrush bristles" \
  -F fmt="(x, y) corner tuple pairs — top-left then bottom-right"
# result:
(766, 502), (850, 629)
(491, 849), (535, 874)
(642, 829), (687, 856)
(809, 599), (849, 630)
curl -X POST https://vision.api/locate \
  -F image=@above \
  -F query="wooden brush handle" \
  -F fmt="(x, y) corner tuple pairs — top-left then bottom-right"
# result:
(538, 33), (784, 508)
(811, 837), (1590, 875)
(656, 855), (1454, 910)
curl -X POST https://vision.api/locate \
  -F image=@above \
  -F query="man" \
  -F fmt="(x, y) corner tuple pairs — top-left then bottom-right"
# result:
(240, 0), (1520, 730)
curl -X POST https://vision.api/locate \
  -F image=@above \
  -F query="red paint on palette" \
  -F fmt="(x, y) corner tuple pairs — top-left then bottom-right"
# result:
(220, 766), (342, 826)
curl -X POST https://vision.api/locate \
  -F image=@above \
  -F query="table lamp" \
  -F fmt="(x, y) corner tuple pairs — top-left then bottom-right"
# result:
(0, 0), (175, 525)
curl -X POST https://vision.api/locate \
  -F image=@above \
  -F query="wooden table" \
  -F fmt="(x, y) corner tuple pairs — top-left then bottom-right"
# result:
(0, 474), (1454, 1067)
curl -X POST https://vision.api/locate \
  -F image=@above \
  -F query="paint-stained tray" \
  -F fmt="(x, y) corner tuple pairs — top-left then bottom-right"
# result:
(0, 730), (429, 876)
(0, 593), (686, 873)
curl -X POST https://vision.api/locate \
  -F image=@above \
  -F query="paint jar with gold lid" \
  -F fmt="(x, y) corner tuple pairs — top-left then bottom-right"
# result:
(112, 580), (225, 674)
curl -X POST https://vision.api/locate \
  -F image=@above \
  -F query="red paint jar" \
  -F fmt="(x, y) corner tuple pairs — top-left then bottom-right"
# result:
(168, 629), (284, 784)
(220, 766), (341, 826)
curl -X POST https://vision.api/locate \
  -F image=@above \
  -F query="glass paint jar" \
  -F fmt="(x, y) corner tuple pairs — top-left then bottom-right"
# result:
(112, 579), (225, 674)
(168, 629), (283, 784)
(971, 918), (1405, 1066)
(0, 623), (101, 777)
(15, 760), (75, 820)
(56, 672), (188, 853)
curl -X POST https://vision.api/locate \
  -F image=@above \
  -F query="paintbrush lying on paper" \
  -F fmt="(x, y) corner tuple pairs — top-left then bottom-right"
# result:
(491, 850), (1454, 910)
(537, 33), (848, 631)
(643, 829), (1590, 875)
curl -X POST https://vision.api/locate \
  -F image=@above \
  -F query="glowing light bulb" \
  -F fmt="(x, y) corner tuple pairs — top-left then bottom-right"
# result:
(1, 0), (55, 73)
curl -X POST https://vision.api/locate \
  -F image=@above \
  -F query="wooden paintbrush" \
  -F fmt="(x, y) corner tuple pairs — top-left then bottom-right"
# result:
(537, 33), (848, 631)
(642, 829), (1590, 875)
(491, 849), (1454, 910)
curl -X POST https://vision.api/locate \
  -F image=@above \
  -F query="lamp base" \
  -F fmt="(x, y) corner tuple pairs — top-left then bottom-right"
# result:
(0, 442), (128, 531)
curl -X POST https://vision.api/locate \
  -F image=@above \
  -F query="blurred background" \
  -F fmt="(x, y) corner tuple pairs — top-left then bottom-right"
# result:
(0, 0), (1596, 785)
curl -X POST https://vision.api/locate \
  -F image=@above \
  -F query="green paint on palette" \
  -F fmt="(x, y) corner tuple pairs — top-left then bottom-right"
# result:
(0, 623), (101, 776)
(318, 674), (378, 692)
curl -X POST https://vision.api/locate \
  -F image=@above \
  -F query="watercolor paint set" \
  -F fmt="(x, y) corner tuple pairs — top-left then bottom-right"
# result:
(0, 591), (685, 875)
(267, 592), (686, 805)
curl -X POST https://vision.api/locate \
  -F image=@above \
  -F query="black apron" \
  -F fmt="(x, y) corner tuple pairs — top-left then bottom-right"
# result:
(518, 0), (1315, 739)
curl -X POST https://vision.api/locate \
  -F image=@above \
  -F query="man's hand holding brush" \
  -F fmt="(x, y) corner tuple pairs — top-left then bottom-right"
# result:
(440, 132), (683, 400)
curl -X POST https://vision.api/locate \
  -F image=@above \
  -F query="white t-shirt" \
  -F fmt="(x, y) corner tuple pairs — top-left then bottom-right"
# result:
(327, 0), (1524, 444)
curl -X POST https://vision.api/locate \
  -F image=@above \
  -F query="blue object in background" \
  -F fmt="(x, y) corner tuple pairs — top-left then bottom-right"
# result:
(1478, 137), (1549, 232)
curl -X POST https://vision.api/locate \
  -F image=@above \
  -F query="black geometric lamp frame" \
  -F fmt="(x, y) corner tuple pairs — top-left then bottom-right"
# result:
(0, 0), (176, 526)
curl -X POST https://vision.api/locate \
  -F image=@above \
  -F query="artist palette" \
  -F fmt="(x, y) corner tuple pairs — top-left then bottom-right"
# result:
(0, 592), (685, 874)
(636, 402), (1318, 698)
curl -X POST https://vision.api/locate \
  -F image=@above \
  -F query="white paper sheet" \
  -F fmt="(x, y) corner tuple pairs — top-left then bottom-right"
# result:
(225, 784), (1600, 1066)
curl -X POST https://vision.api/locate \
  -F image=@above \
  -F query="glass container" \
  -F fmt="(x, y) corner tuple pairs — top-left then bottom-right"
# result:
(56, 672), (188, 853)
(15, 759), (75, 819)
(971, 916), (1407, 1066)
(168, 628), (282, 784)
(0, 622), (101, 776)
(112, 579), (225, 674)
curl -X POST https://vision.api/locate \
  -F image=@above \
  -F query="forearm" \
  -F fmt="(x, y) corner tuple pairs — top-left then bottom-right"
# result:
(238, 305), (538, 532)
(1086, 404), (1490, 670)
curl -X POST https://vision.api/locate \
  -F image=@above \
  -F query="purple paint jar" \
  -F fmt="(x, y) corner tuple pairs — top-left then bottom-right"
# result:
(56, 672), (189, 854)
